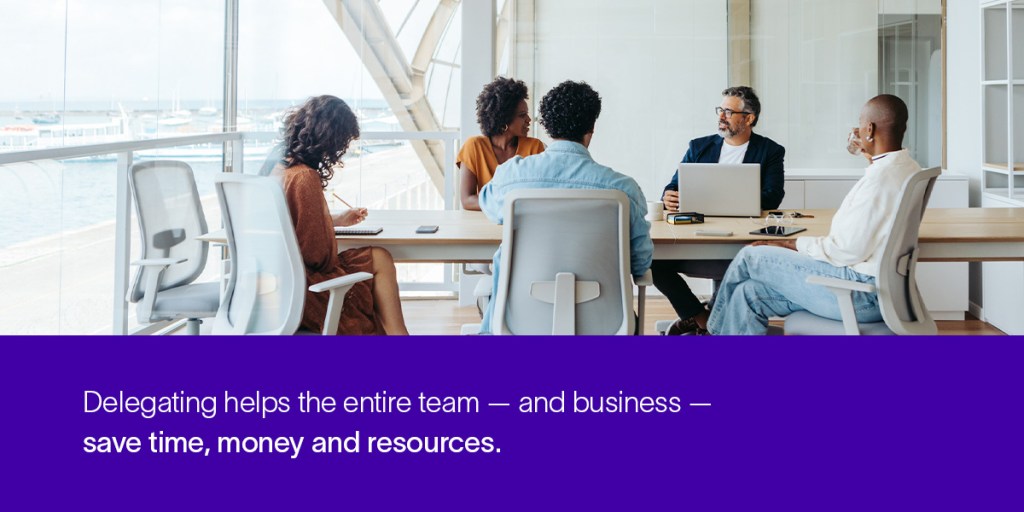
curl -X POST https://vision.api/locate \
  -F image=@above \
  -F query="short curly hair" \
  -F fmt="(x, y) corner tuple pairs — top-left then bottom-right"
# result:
(476, 77), (529, 137)
(539, 81), (602, 143)
(723, 86), (761, 127)
(281, 95), (360, 189)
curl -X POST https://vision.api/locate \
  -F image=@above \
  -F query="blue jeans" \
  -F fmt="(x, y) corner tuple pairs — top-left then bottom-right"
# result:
(707, 246), (882, 335)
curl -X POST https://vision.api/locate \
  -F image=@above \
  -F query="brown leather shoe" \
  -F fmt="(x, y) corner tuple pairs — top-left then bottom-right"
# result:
(666, 316), (699, 335)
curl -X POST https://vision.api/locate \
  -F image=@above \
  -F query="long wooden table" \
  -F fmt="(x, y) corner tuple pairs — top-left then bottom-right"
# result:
(334, 208), (1024, 263)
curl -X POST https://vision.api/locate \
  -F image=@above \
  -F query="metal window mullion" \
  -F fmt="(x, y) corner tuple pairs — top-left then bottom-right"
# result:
(112, 151), (134, 335)
(442, 132), (456, 289)
(224, 0), (239, 170)
(395, 0), (423, 39)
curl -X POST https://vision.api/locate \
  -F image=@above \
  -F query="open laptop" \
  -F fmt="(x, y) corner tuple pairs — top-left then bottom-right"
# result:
(677, 163), (761, 217)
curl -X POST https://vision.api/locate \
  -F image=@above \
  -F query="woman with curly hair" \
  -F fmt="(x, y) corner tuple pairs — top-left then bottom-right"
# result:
(271, 95), (408, 335)
(457, 77), (545, 210)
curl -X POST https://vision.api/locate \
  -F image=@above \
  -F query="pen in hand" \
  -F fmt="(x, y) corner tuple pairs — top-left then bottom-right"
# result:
(331, 192), (354, 209)
(332, 192), (368, 225)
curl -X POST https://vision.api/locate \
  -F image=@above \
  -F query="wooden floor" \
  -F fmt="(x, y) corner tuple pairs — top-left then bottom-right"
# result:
(400, 296), (1005, 335)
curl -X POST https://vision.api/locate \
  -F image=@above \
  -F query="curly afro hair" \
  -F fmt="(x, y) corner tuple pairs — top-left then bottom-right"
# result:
(280, 95), (360, 189)
(476, 77), (529, 137)
(538, 81), (602, 143)
(723, 86), (761, 127)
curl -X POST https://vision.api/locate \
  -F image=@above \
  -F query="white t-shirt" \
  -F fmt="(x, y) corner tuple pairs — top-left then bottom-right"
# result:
(718, 141), (749, 164)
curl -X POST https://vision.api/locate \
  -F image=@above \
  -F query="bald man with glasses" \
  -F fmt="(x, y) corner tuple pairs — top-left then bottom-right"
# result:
(654, 86), (786, 335)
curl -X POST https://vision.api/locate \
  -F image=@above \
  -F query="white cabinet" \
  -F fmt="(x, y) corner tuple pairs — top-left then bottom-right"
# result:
(778, 181), (804, 209)
(916, 179), (970, 319)
(804, 180), (857, 209)
(981, 194), (1024, 334)
(785, 171), (970, 319)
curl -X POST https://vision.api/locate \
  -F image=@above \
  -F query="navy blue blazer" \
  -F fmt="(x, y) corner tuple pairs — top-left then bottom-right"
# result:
(662, 132), (786, 210)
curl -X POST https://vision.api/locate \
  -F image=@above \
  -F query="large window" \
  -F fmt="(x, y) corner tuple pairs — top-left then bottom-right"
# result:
(239, 0), (463, 291)
(238, 0), (462, 208)
(0, 0), (224, 151)
(0, 0), (226, 334)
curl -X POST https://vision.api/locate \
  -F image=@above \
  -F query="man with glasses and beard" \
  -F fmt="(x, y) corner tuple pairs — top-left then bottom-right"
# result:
(654, 86), (786, 335)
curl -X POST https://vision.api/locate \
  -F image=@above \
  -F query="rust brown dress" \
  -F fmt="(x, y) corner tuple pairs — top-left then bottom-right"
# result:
(275, 164), (386, 335)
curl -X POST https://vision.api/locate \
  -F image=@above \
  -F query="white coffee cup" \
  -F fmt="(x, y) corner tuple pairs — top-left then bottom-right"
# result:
(646, 201), (664, 221)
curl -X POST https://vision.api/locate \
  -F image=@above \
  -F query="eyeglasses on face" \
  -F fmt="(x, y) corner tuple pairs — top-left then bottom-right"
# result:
(715, 107), (753, 118)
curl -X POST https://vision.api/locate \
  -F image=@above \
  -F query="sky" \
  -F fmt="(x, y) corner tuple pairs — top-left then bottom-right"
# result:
(0, 0), (403, 105)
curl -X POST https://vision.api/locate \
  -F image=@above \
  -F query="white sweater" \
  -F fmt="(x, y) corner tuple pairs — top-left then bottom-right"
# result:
(796, 149), (923, 277)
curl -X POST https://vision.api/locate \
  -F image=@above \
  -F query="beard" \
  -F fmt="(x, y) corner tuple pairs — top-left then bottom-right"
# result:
(718, 122), (739, 138)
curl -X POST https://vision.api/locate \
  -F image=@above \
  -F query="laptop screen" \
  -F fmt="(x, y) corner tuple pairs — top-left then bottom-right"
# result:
(676, 163), (761, 217)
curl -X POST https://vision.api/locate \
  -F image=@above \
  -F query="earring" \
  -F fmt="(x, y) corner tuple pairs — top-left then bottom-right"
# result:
(866, 136), (874, 142)
(502, 124), (509, 132)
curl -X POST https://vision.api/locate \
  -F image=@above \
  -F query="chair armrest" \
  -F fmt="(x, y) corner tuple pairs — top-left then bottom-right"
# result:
(632, 269), (653, 287)
(131, 257), (187, 267)
(308, 272), (373, 293)
(128, 258), (187, 322)
(806, 275), (875, 293)
(804, 275), (875, 335)
(309, 272), (374, 335)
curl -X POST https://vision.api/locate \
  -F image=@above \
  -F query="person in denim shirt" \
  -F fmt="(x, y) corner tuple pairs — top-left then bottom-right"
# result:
(478, 80), (654, 333)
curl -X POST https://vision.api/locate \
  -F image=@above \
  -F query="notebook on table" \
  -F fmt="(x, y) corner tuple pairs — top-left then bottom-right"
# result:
(334, 226), (383, 236)
(677, 163), (761, 217)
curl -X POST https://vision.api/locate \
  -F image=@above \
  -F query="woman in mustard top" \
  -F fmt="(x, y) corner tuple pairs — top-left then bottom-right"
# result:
(458, 77), (545, 210)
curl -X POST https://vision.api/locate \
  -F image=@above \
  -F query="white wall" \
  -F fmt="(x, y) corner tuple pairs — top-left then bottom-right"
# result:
(750, 0), (879, 170)
(945, 1), (983, 305)
(516, 0), (728, 201)
(946, 2), (982, 192)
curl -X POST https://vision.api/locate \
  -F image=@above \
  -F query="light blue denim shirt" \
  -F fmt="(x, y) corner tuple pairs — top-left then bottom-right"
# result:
(477, 140), (653, 333)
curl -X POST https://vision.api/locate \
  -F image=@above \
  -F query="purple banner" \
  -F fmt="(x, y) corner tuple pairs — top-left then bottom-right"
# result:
(3, 335), (1022, 510)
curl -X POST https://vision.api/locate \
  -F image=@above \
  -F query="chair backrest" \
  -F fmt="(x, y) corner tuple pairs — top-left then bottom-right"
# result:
(491, 189), (634, 335)
(876, 166), (941, 335)
(127, 160), (208, 302)
(212, 173), (305, 335)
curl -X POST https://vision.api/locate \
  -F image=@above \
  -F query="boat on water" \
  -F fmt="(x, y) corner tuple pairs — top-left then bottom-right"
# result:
(0, 125), (39, 151)
(158, 109), (192, 126)
(31, 113), (61, 125)
(1, 118), (127, 153)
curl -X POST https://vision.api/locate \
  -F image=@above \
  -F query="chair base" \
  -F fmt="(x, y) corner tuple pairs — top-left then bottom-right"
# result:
(185, 318), (202, 335)
(473, 278), (492, 318)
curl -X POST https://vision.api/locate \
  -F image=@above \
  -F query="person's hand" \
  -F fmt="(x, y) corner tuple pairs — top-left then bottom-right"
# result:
(663, 190), (680, 212)
(750, 239), (797, 251)
(335, 207), (368, 227)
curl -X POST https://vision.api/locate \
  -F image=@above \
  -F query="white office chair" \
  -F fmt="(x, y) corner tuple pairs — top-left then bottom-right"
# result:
(489, 189), (649, 335)
(784, 167), (941, 335)
(212, 173), (372, 335)
(127, 160), (220, 334)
